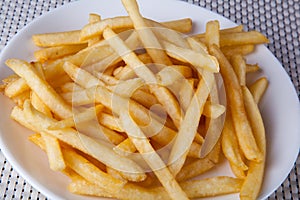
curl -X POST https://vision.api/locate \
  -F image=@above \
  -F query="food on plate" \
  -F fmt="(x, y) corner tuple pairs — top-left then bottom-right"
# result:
(0, 0), (269, 199)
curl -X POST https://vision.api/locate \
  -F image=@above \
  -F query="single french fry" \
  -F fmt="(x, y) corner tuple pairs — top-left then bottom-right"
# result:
(89, 13), (101, 23)
(1, 74), (19, 85)
(159, 18), (192, 33)
(131, 89), (159, 109)
(106, 166), (127, 181)
(49, 104), (103, 129)
(156, 65), (193, 86)
(29, 84), (52, 118)
(63, 61), (105, 88)
(187, 142), (202, 158)
(154, 27), (191, 49)
(205, 20), (220, 47)
(231, 54), (247, 86)
(80, 16), (135, 41)
(221, 110), (248, 171)
(209, 44), (262, 162)
(113, 138), (136, 156)
(220, 31), (269, 47)
(246, 63), (260, 73)
(34, 44), (87, 62)
(206, 139), (222, 164)
(229, 161), (247, 179)
(30, 71), (52, 117)
(6, 59), (72, 119)
(221, 45), (255, 57)
(219, 25), (244, 33)
(32, 30), (86, 47)
(240, 86), (266, 200)
(28, 133), (45, 149)
(249, 77), (268, 104)
(180, 176), (243, 198)
(88, 13), (102, 46)
(41, 134), (66, 171)
(176, 158), (214, 182)
(193, 25), (244, 38)
(80, 16), (192, 41)
(114, 65), (136, 80)
(11, 106), (38, 131)
(179, 78), (195, 112)
(4, 77), (29, 98)
(195, 31), (269, 47)
(162, 40), (219, 73)
(186, 37), (208, 55)
(29, 131), (66, 171)
(202, 101), (226, 119)
(98, 112), (124, 132)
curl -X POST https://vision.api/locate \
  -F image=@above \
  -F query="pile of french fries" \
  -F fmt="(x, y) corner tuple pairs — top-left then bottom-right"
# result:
(0, 0), (270, 199)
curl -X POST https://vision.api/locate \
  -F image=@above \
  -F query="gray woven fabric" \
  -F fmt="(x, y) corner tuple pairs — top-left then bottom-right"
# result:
(0, 0), (299, 199)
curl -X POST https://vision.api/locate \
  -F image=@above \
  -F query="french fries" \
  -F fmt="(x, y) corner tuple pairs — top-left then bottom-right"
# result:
(5, 59), (72, 119)
(0, 0), (270, 199)
(210, 45), (262, 162)
(240, 86), (266, 200)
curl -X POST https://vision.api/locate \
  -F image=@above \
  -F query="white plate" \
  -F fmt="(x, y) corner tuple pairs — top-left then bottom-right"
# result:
(0, 0), (299, 199)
